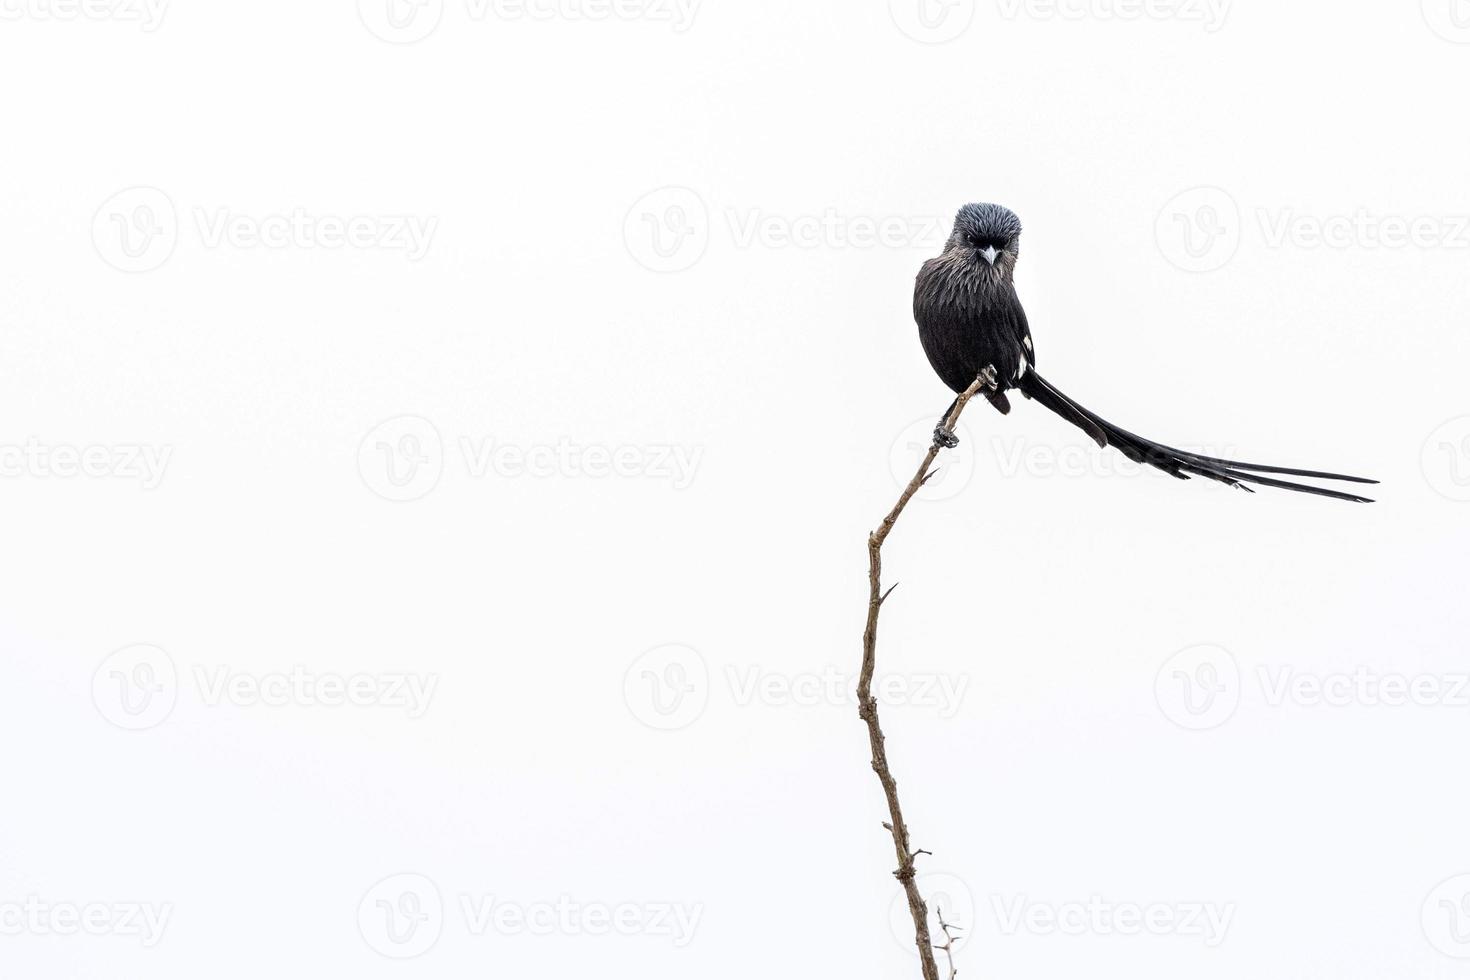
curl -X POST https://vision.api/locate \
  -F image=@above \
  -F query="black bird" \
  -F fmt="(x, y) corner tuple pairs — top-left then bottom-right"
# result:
(914, 203), (1376, 502)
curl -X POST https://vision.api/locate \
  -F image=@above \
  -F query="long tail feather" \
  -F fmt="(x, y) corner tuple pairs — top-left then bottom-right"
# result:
(1016, 372), (1376, 503)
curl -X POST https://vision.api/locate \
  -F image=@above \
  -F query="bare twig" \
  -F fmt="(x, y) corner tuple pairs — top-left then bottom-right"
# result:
(859, 368), (994, 980)
(936, 907), (963, 980)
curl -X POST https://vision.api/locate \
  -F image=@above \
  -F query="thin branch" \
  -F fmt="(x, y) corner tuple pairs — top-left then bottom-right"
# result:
(859, 368), (994, 980)
(936, 906), (963, 980)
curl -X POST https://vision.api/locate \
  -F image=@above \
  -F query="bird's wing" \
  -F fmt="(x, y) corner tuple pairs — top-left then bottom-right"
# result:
(1000, 285), (1034, 379)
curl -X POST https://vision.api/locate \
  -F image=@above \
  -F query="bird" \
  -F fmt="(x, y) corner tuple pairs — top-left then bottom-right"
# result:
(913, 203), (1376, 502)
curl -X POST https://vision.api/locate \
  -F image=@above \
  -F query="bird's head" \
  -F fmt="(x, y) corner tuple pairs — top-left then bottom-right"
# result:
(944, 203), (1022, 278)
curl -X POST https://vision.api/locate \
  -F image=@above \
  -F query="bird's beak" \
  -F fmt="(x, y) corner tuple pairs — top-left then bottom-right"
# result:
(981, 246), (999, 266)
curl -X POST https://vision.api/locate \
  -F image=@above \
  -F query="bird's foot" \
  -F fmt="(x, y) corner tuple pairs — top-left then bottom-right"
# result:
(978, 364), (1000, 392)
(932, 424), (960, 449)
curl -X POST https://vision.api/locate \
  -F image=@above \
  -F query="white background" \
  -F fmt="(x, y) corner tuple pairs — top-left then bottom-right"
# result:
(3, 1), (1469, 977)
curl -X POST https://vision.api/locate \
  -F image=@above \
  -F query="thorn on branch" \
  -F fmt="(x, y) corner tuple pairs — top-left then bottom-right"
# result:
(936, 906), (963, 980)
(880, 582), (900, 604)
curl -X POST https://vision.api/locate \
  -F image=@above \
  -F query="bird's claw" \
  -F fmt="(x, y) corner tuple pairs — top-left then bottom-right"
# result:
(933, 425), (960, 449)
(978, 365), (1000, 391)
